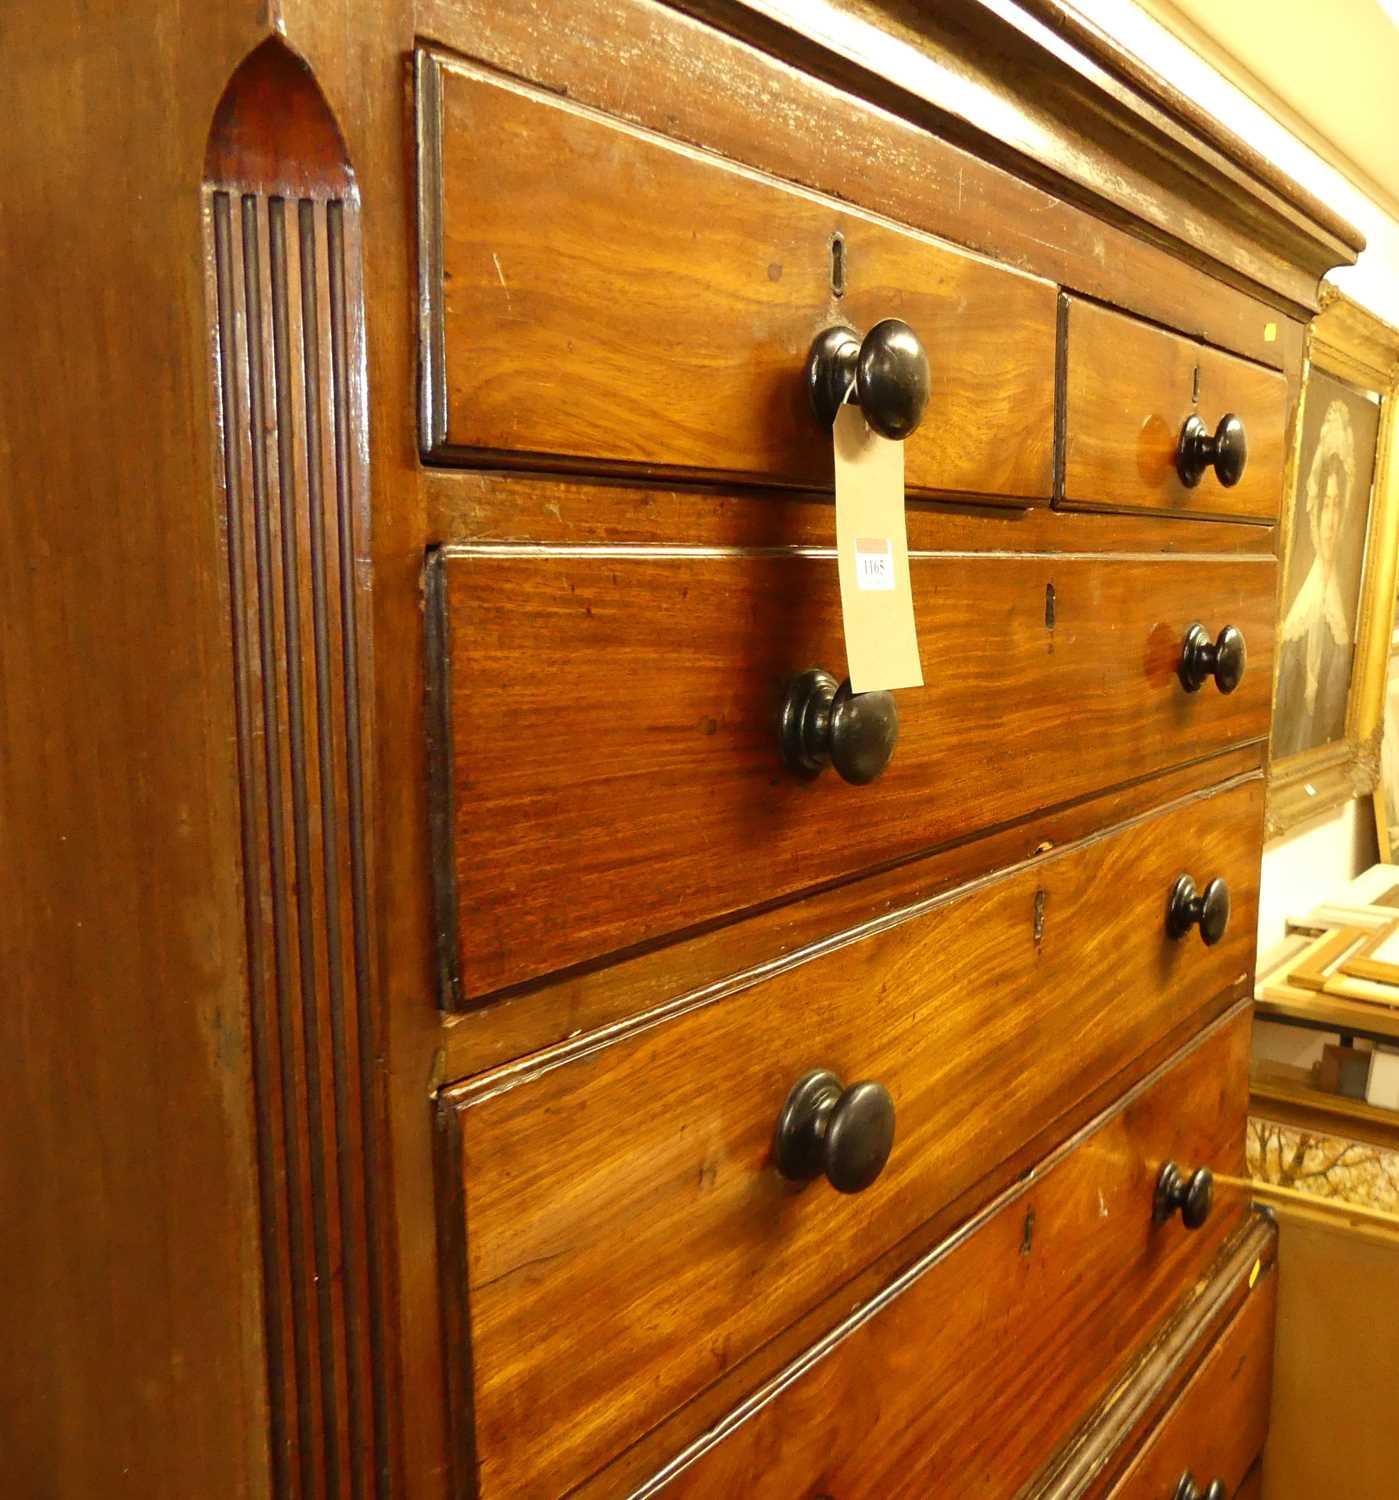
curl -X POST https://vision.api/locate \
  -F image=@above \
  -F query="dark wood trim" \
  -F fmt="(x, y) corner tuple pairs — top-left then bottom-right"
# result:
(424, 548), (462, 1011)
(205, 39), (393, 1498)
(433, 1100), (479, 1500)
(414, 48), (447, 458)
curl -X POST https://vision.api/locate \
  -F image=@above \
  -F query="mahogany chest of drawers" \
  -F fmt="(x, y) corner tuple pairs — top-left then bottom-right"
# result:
(2, 1), (1363, 1497)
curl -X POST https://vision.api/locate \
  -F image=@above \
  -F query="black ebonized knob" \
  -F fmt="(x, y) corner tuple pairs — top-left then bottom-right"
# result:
(1173, 1471), (1227, 1500)
(806, 319), (931, 439)
(1179, 623), (1247, 694)
(1166, 873), (1231, 946)
(1155, 1162), (1215, 1231)
(781, 668), (898, 785)
(1177, 413), (1248, 488)
(774, 1070), (896, 1195)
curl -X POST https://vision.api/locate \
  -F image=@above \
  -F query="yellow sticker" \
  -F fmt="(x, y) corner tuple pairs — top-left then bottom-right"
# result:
(1249, 1258), (1261, 1289)
(1264, 322), (1278, 343)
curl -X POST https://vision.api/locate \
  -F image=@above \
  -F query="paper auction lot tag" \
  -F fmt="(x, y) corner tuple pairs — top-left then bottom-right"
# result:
(833, 404), (923, 693)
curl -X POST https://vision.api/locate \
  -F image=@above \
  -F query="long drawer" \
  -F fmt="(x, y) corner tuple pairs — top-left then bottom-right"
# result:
(435, 783), (1261, 1499)
(417, 49), (1057, 498)
(429, 546), (1274, 1000)
(623, 1010), (1254, 1497)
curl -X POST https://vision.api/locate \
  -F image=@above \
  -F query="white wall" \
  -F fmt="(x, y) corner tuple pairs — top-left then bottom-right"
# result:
(1071, 0), (1399, 940)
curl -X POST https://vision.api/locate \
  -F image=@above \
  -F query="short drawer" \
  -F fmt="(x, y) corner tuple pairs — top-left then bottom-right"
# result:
(1106, 1261), (1276, 1500)
(1063, 299), (1287, 522)
(429, 546), (1275, 1000)
(633, 1010), (1255, 1498)
(417, 50), (1056, 499)
(435, 785), (1261, 1499)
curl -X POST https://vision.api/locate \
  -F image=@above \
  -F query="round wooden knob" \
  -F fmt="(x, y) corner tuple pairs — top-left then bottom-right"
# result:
(1179, 623), (1247, 694)
(1177, 412), (1247, 488)
(806, 318), (931, 439)
(1166, 874), (1231, 946)
(1155, 1162), (1214, 1230)
(780, 668), (898, 785)
(774, 1069), (896, 1194)
(1174, 1472), (1227, 1500)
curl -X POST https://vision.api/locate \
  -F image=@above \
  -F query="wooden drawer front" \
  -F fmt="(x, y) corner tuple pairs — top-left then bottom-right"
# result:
(431, 547), (1274, 1000)
(436, 785), (1260, 1499)
(1063, 299), (1287, 521)
(1107, 1266), (1276, 1500)
(419, 51), (1057, 499)
(640, 1011), (1254, 1498)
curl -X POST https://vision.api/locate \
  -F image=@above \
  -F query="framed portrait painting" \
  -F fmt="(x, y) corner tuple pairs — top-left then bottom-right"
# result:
(1269, 290), (1399, 838)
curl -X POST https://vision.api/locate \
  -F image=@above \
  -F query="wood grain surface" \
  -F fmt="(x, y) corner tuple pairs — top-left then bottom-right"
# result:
(437, 785), (1261, 1497)
(205, 39), (393, 1497)
(422, 53), (1057, 499)
(639, 1011), (1254, 1498)
(418, 0), (1312, 371)
(425, 469), (1281, 555)
(1027, 1212), (1275, 1500)
(441, 750), (1263, 1081)
(1106, 1267), (1275, 1500)
(1063, 298), (1287, 521)
(432, 546), (1274, 1000)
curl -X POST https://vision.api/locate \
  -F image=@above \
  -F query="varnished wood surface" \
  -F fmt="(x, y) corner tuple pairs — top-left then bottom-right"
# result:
(418, 0), (1308, 373)
(433, 546), (1274, 1000)
(1028, 1213), (1275, 1500)
(638, 1011), (1253, 1499)
(1, 5), (280, 1496)
(1063, 298), (1287, 522)
(422, 53), (1057, 499)
(441, 748), (1264, 1081)
(437, 786), (1261, 1497)
(578, 1001), (1258, 1500)
(205, 41), (393, 1495)
(1105, 1264), (1275, 1500)
(425, 470), (1280, 554)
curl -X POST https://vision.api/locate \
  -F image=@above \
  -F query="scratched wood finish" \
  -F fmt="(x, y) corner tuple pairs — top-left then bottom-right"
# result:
(420, 52), (1057, 500)
(1105, 1271), (1275, 1500)
(432, 548), (1274, 1000)
(1063, 299), (1288, 522)
(436, 785), (1261, 1498)
(635, 1012), (1254, 1498)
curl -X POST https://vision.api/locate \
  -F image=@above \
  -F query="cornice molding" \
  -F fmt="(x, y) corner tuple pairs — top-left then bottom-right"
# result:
(678, 0), (1364, 315)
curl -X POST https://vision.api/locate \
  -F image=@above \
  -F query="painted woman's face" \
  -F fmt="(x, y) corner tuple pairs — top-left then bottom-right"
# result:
(1318, 469), (1345, 570)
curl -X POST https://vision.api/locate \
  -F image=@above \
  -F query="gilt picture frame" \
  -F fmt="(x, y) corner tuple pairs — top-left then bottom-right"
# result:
(1268, 289), (1399, 839)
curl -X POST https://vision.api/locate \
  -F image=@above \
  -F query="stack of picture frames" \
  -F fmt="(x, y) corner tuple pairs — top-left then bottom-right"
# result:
(1268, 287), (1399, 844)
(1258, 862), (1399, 1016)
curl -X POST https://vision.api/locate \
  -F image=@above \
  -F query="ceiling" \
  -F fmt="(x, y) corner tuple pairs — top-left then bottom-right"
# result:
(1151, 0), (1399, 205)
